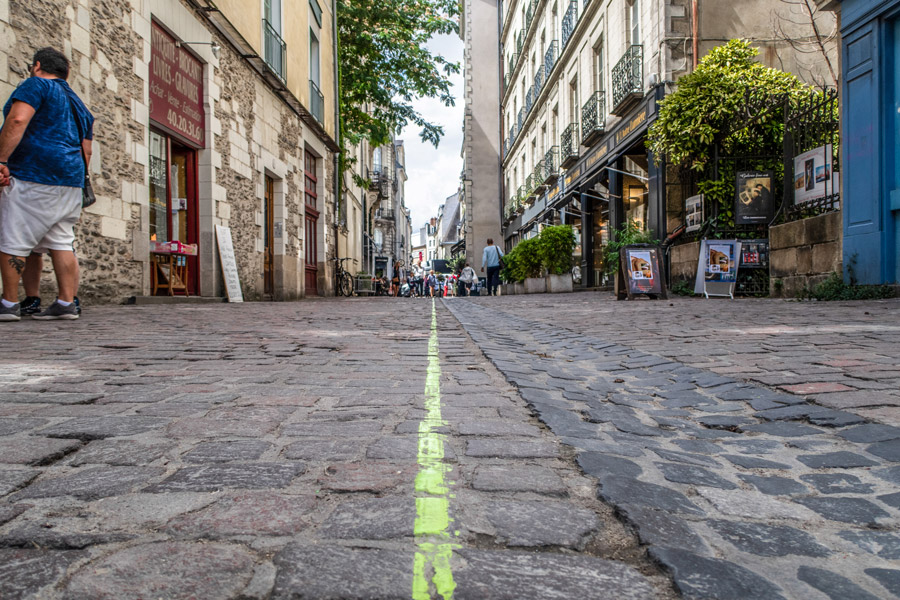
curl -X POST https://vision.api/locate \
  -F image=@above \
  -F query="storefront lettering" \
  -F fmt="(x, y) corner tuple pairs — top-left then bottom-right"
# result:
(565, 166), (581, 186)
(150, 21), (205, 148)
(615, 109), (647, 145)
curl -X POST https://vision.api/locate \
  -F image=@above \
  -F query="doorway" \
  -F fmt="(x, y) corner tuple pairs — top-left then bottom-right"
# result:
(264, 175), (275, 297)
(304, 152), (319, 295)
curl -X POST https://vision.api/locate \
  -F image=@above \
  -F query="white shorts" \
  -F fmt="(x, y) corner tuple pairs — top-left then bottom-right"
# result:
(0, 178), (81, 257)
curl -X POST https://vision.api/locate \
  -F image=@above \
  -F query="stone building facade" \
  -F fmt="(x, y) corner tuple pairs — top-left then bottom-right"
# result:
(1, 0), (339, 303)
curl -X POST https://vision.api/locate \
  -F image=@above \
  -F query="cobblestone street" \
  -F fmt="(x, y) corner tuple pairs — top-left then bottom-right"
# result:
(1, 294), (899, 599)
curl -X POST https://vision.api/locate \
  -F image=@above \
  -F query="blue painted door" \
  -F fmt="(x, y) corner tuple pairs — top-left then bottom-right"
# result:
(893, 19), (900, 283)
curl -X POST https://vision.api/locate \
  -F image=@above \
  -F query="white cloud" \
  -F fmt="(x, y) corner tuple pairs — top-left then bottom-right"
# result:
(399, 33), (464, 229)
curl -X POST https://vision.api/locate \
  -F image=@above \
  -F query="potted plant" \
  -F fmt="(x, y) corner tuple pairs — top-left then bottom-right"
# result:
(539, 224), (576, 293)
(501, 245), (520, 294)
(604, 220), (659, 295)
(516, 237), (545, 294)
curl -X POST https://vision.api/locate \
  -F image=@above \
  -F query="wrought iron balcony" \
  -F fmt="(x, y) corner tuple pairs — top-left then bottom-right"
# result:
(581, 91), (606, 147)
(561, 1), (579, 51)
(525, 174), (535, 199)
(542, 146), (560, 184)
(525, 0), (535, 31)
(544, 41), (559, 77)
(525, 86), (534, 113)
(309, 80), (325, 124)
(532, 162), (547, 193)
(534, 65), (545, 93)
(508, 54), (517, 78)
(560, 122), (580, 169)
(516, 30), (524, 56)
(263, 20), (286, 83)
(611, 45), (643, 115)
(503, 72), (511, 92)
(369, 169), (391, 198)
(517, 107), (525, 131)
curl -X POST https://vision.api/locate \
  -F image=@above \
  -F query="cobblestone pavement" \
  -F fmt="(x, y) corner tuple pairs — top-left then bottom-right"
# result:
(0, 295), (897, 599)
(446, 294), (900, 599)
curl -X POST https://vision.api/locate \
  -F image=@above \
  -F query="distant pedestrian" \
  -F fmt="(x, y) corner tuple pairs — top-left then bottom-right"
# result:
(459, 263), (476, 296)
(425, 270), (438, 298)
(0, 47), (93, 321)
(481, 238), (504, 296)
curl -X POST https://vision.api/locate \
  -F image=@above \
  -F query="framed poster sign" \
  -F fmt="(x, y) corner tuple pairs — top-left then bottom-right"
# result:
(735, 171), (775, 225)
(618, 245), (666, 300)
(215, 225), (243, 302)
(685, 194), (704, 233)
(793, 144), (834, 205)
(702, 239), (742, 299)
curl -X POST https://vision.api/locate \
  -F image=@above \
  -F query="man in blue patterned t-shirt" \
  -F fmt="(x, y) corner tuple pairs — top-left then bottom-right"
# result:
(0, 47), (94, 321)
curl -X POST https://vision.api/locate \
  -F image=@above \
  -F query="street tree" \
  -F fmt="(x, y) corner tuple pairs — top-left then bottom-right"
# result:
(337, 0), (460, 158)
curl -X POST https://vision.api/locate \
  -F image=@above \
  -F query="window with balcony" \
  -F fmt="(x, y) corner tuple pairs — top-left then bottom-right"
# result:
(627, 0), (640, 46)
(611, 44), (643, 114)
(263, 0), (286, 82)
(561, 1), (578, 51)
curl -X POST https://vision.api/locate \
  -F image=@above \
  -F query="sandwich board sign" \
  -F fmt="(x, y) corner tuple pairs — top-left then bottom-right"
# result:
(215, 225), (243, 302)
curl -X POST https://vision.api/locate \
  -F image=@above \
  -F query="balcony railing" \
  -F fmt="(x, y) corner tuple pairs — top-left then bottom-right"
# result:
(525, 86), (534, 113)
(309, 80), (325, 124)
(560, 122), (580, 169)
(544, 41), (559, 77)
(525, 0), (536, 31)
(532, 162), (547, 192)
(517, 107), (525, 131)
(263, 20), (286, 82)
(508, 54), (518, 77)
(561, 1), (579, 51)
(516, 30), (524, 56)
(542, 146), (560, 184)
(581, 91), (606, 147)
(611, 45), (643, 114)
(535, 65), (545, 93)
(504, 72), (512, 92)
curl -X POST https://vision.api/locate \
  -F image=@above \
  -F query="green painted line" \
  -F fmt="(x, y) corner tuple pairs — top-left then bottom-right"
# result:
(412, 299), (457, 600)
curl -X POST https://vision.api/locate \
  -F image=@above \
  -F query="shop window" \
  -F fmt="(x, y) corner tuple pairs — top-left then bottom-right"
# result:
(623, 155), (649, 230)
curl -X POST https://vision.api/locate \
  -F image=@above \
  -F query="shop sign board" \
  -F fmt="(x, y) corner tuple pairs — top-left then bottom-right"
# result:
(695, 239), (742, 299)
(734, 171), (775, 225)
(685, 194), (703, 233)
(618, 245), (666, 300)
(793, 144), (834, 205)
(215, 225), (243, 302)
(150, 21), (205, 148)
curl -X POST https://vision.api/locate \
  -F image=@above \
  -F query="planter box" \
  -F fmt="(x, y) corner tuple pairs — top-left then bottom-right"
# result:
(513, 282), (525, 295)
(524, 277), (547, 294)
(499, 284), (509, 296)
(546, 273), (573, 293)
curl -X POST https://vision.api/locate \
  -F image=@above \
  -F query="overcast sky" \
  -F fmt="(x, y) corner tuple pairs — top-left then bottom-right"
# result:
(399, 33), (464, 233)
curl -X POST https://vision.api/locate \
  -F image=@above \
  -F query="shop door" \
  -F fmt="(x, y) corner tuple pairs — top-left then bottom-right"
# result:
(149, 131), (199, 295)
(304, 153), (319, 295)
(893, 19), (900, 283)
(264, 176), (275, 297)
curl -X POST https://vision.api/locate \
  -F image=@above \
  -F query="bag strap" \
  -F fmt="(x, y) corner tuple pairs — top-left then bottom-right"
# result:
(56, 80), (88, 170)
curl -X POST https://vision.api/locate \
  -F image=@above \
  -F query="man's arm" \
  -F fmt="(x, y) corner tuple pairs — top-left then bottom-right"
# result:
(81, 138), (92, 168)
(0, 101), (36, 179)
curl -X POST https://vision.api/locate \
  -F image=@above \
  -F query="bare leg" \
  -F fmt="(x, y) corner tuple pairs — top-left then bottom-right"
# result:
(0, 252), (25, 303)
(48, 249), (78, 303)
(23, 253), (43, 297)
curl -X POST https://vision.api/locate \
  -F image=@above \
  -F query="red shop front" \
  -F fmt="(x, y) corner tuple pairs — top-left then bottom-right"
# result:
(148, 21), (205, 295)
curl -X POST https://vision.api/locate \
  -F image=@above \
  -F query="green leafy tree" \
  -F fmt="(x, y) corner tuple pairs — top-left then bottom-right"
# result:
(648, 40), (811, 172)
(539, 225), (577, 275)
(338, 0), (460, 155)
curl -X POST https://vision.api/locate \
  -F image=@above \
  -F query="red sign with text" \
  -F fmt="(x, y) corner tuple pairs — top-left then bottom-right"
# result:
(150, 22), (205, 148)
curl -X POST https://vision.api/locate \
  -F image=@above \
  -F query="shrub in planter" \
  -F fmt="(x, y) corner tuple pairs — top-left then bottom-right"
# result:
(501, 245), (521, 283)
(539, 225), (577, 275)
(514, 237), (543, 281)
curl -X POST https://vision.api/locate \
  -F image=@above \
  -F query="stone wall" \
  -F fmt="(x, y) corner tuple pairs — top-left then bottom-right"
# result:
(1, 0), (335, 304)
(770, 211), (842, 297)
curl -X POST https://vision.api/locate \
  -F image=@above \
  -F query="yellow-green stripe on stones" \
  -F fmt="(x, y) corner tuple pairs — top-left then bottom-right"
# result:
(412, 299), (457, 599)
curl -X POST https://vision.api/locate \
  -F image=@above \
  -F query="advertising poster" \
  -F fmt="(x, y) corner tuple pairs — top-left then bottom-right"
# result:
(685, 194), (704, 233)
(793, 144), (833, 205)
(621, 246), (664, 298)
(706, 241), (738, 283)
(735, 171), (775, 225)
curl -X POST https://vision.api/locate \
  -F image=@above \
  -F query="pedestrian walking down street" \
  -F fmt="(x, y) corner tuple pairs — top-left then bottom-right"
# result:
(481, 238), (504, 296)
(0, 47), (93, 321)
(459, 262), (476, 297)
(425, 270), (438, 298)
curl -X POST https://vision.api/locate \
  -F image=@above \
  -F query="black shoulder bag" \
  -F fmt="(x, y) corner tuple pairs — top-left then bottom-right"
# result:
(61, 85), (95, 208)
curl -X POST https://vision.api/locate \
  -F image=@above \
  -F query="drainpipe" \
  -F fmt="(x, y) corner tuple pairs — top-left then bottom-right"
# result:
(691, 0), (699, 69)
(332, 0), (342, 247)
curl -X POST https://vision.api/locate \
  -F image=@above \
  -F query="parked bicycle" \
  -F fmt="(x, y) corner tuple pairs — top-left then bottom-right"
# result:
(331, 257), (355, 297)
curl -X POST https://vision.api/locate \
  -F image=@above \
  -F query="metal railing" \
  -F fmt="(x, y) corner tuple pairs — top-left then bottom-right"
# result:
(560, 122), (580, 167)
(534, 64), (545, 93)
(263, 20), (286, 82)
(542, 146), (560, 183)
(544, 41), (559, 77)
(504, 72), (512, 92)
(309, 80), (325, 124)
(525, 86), (534, 113)
(561, 1), (579, 51)
(525, 0), (536, 32)
(532, 162), (546, 190)
(517, 107), (525, 131)
(581, 91), (606, 145)
(612, 45), (643, 112)
(516, 30), (524, 56)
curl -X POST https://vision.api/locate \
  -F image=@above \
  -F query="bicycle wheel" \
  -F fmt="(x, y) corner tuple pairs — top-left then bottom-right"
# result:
(339, 272), (354, 297)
